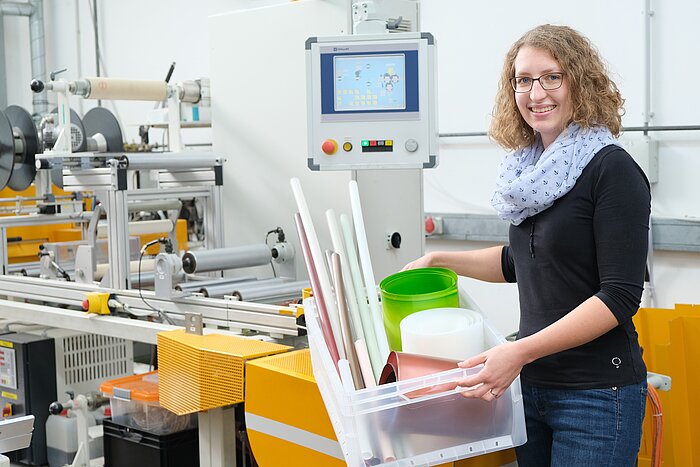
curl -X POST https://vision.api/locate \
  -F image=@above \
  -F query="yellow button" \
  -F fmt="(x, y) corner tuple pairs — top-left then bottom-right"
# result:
(385, 140), (393, 146)
(342, 142), (353, 152)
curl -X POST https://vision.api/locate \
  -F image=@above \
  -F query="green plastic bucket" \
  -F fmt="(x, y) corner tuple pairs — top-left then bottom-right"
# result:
(379, 267), (459, 351)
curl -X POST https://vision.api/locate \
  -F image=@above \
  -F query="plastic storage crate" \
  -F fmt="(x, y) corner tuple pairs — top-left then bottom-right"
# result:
(100, 372), (195, 435)
(103, 419), (199, 467)
(304, 292), (526, 466)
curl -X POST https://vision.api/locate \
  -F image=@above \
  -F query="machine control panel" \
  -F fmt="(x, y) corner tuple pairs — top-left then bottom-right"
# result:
(306, 33), (438, 170)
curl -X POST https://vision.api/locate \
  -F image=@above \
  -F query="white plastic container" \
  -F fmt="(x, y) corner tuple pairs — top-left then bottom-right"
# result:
(45, 413), (103, 467)
(304, 290), (526, 466)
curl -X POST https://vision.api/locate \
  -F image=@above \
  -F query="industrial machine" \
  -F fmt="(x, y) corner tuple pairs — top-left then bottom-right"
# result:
(0, 62), (309, 466)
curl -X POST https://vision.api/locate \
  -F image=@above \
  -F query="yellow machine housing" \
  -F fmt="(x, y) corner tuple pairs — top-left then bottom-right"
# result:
(157, 330), (289, 415)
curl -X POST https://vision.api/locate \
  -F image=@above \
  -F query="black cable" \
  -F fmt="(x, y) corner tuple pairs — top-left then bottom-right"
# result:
(138, 245), (161, 314)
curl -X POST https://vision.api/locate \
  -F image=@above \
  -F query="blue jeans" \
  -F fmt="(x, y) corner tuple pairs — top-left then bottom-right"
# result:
(515, 381), (647, 467)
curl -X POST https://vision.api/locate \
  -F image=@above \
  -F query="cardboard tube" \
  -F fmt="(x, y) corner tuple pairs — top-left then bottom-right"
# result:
(331, 252), (364, 390)
(85, 77), (168, 101)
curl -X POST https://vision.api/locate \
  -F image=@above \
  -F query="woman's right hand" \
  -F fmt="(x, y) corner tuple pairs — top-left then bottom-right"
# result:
(401, 252), (435, 271)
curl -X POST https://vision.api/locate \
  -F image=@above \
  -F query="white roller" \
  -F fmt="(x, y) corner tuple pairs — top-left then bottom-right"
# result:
(95, 259), (155, 281)
(96, 219), (174, 238)
(85, 77), (168, 101)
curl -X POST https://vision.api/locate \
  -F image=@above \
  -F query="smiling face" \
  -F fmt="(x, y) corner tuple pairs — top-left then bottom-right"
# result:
(513, 46), (572, 149)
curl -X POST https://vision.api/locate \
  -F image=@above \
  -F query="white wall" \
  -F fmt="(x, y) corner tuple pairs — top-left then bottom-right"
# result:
(4, 0), (700, 335)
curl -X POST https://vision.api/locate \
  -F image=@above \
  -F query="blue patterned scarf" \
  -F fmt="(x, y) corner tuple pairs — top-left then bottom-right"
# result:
(491, 123), (620, 225)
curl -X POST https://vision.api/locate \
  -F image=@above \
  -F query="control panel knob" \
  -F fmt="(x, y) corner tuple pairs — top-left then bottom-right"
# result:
(322, 139), (338, 155)
(404, 139), (419, 152)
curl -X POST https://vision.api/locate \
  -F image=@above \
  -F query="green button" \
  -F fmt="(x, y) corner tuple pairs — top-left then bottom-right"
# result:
(361, 140), (369, 147)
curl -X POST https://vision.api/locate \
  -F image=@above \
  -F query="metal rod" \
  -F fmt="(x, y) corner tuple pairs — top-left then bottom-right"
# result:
(438, 124), (700, 139)
(231, 280), (309, 301)
(175, 275), (257, 292)
(200, 278), (285, 298)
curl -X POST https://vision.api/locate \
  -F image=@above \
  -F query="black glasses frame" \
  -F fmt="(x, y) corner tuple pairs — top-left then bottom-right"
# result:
(510, 72), (565, 93)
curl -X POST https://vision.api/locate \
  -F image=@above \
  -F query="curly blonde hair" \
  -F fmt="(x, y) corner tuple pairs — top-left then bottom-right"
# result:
(489, 24), (624, 151)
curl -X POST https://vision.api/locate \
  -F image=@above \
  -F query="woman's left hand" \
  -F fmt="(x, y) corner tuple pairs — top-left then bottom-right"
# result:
(455, 342), (527, 402)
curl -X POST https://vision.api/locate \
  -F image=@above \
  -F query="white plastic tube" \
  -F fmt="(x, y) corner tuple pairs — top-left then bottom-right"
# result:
(349, 180), (390, 364)
(340, 214), (382, 383)
(96, 219), (173, 238)
(290, 178), (345, 360)
(326, 210), (366, 343)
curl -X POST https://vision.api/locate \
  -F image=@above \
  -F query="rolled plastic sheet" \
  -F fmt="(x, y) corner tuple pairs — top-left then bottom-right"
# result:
(331, 252), (364, 390)
(340, 213), (382, 383)
(290, 178), (345, 360)
(379, 351), (460, 399)
(349, 180), (390, 363)
(85, 77), (168, 101)
(294, 212), (341, 369)
(117, 152), (225, 170)
(400, 308), (484, 361)
(96, 219), (174, 238)
(380, 268), (459, 351)
(181, 244), (271, 274)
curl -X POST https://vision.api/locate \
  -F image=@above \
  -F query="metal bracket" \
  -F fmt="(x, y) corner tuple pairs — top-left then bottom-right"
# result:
(185, 313), (203, 335)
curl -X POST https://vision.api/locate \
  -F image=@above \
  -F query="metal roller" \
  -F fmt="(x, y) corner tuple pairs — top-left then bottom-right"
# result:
(5, 105), (39, 191)
(181, 245), (272, 274)
(83, 107), (124, 153)
(115, 152), (225, 170)
(174, 276), (257, 292)
(198, 278), (284, 298)
(232, 280), (309, 302)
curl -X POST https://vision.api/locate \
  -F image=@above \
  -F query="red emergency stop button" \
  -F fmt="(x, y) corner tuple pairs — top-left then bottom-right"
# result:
(322, 139), (338, 155)
(3, 403), (12, 417)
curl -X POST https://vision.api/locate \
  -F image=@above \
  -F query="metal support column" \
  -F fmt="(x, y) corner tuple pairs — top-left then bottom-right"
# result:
(198, 406), (236, 467)
(205, 183), (224, 250)
(105, 175), (131, 289)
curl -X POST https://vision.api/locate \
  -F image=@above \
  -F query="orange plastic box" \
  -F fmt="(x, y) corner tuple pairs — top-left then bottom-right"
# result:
(100, 371), (195, 435)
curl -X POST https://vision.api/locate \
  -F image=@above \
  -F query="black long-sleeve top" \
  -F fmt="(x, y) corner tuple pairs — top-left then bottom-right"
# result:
(501, 145), (650, 389)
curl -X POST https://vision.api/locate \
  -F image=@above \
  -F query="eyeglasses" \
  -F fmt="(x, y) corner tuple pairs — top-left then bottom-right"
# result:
(510, 72), (565, 93)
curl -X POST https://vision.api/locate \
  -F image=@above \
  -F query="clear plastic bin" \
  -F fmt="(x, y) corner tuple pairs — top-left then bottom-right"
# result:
(100, 371), (195, 435)
(304, 291), (526, 466)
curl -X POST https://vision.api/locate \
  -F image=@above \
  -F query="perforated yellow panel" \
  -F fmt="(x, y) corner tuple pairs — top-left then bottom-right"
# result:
(249, 347), (315, 381)
(157, 330), (290, 415)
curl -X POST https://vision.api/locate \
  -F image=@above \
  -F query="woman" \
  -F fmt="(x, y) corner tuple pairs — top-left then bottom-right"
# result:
(404, 25), (649, 466)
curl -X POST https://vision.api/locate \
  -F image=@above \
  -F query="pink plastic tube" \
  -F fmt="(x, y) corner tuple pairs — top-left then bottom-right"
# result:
(294, 212), (341, 370)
